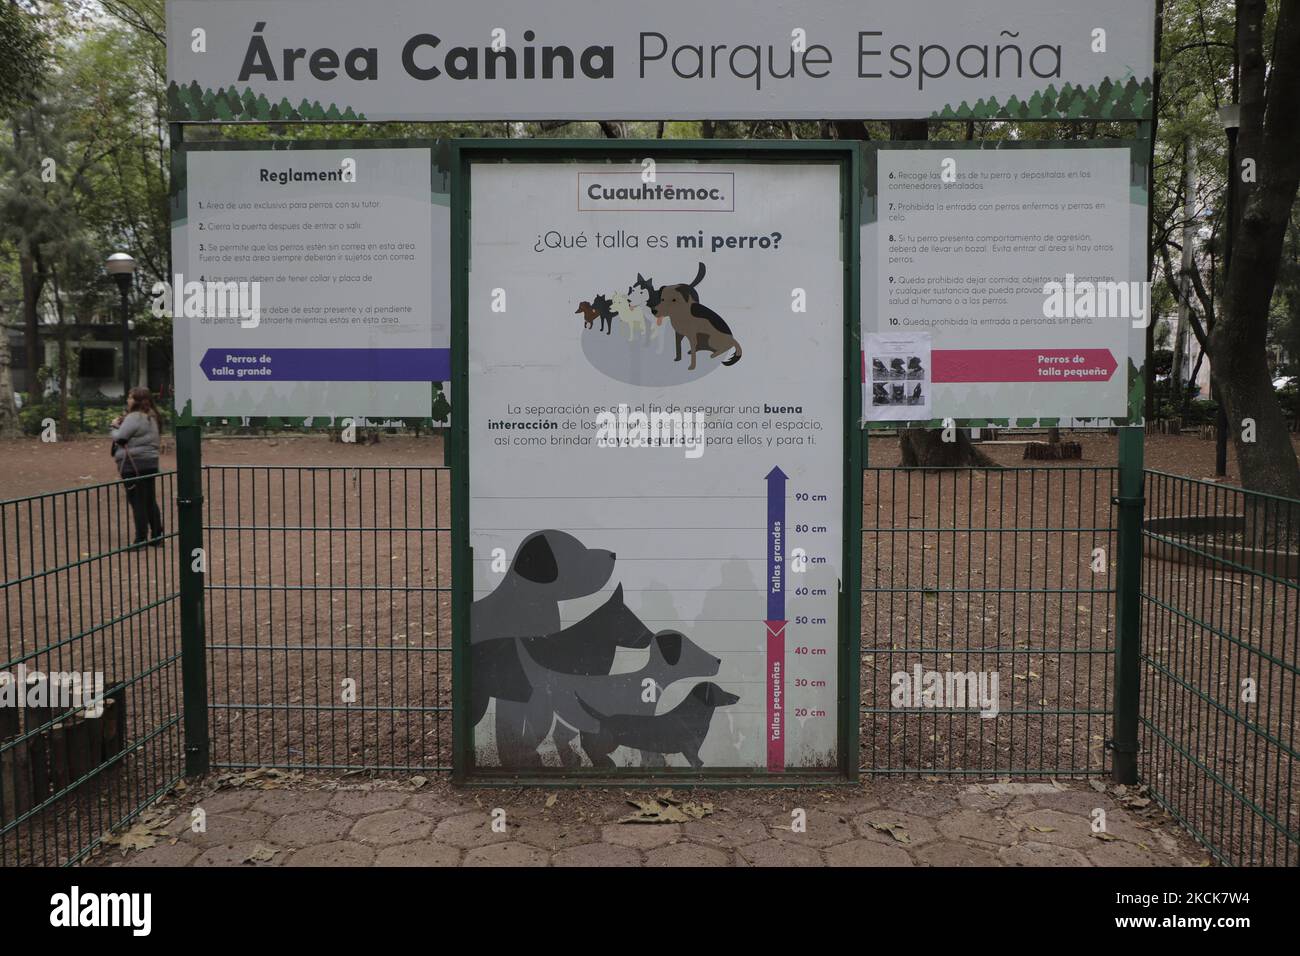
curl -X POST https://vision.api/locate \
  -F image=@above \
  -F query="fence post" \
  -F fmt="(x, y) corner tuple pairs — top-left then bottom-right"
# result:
(1110, 426), (1145, 783)
(176, 421), (210, 776)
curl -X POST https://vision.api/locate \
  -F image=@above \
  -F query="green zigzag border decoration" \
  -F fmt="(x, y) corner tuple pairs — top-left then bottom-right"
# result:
(168, 80), (366, 122)
(931, 76), (1153, 122)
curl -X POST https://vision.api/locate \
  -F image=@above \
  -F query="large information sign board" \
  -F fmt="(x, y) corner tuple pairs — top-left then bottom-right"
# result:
(166, 0), (1155, 123)
(862, 141), (1148, 425)
(173, 141), (449, 417)
(456, 143), (857, 778)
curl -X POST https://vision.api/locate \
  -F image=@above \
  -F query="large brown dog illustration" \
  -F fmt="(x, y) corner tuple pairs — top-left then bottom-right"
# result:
(651, 262), (742, 370)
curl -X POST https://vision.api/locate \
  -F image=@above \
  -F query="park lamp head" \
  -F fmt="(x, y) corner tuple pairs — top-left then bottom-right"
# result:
(105, 252), (136, 295)
(1217, 104), (1241, 132)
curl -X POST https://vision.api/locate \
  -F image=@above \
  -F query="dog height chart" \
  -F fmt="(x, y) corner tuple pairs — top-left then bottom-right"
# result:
(459, 147), (852, 778)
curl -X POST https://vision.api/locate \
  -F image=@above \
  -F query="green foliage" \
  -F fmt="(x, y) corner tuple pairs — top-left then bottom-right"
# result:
(167, 81), (365, 122)
(19, 400), (119, 436)
(0, 2), (50, 117)
(189, 383), (452, 435)
(932, 76), (1154, 121)
(431, 382), (451, 425)
(1183, 399), (1220, 426)
(1278, 381), (1300, 423)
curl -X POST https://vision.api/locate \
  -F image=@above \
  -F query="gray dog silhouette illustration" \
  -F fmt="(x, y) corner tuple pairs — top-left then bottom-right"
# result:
(577, 682), (740, 770)
(482, 583), (654, 767)
(517, 629), (719, 765)
(472, 530), (624, 766)
(472, 530), (615, 647)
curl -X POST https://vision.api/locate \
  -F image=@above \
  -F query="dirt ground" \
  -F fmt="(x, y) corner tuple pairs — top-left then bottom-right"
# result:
(3, 429), (1296, 866)
(6, 427), (1297, 501)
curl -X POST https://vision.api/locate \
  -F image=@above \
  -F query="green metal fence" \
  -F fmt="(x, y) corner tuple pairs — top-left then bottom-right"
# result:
(0, 475), (183, 866)
(861, 465), (1120, 776)
(5, 448), (1296, 868)
(201, 464), (452, 772)
(1140, 470), (1299, 866)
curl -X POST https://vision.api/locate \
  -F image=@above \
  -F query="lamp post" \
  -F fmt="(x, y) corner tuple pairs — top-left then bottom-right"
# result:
(106, 253), (136, 398)
(1215, 104), (1240, 479)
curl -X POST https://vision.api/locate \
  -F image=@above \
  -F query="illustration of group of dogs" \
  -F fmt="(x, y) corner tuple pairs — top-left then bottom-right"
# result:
(574, 262), (743, 370)
(472, 529), (739, 769)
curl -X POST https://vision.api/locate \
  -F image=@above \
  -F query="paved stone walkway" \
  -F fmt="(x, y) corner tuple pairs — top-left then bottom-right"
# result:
(92, 773), (1208, 867)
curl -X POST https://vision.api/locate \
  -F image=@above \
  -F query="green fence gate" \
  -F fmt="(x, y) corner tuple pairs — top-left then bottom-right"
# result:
(860, 463), (1122, 777)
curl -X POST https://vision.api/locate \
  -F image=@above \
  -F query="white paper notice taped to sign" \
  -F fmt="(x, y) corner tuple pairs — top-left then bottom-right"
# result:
(864, 332), (931, 422)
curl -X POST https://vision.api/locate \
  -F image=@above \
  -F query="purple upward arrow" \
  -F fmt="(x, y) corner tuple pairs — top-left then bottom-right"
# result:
(766, 466), (787, 622)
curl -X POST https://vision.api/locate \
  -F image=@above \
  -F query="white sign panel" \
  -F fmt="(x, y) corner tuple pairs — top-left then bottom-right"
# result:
(466, 160), (846, 773)
(173, 146), (447, 417)
(862, 145), (1147, 423)
(167, 0), (1155, 122)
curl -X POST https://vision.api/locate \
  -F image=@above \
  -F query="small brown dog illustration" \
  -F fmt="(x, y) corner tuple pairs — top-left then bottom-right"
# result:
(575, 301), (598, 329)
(650, 262), (742, 370)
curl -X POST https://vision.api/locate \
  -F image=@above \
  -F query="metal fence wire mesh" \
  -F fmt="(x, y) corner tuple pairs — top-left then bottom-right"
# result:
(3, 453), (1297, 869)
(202, 465), (452, 773)
(1, 476), (183, 866)
(1140, 471), (1299, 866)
(861, 466), (1119, 777)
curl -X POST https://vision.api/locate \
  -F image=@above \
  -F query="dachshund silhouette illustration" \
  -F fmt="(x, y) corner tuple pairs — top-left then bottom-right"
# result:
(517, 629), (719, 767)
(650, 262), (742, 370)
(576, 682), (740, 770)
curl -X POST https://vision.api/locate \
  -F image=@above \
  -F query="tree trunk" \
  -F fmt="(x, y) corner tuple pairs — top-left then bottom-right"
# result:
(1171, 141), (1196, 414)
(19, 249), (42, 399)
(50, 268), (68, 435)
(0, 331), (19, 438)
(900, 428), (996, 468)
(1145, 0), (1166, 422)
(1210, 0), (1300, 503)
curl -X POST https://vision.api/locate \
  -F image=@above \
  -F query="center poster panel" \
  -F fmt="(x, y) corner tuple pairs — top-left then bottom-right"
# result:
(467, 159), (845, 774)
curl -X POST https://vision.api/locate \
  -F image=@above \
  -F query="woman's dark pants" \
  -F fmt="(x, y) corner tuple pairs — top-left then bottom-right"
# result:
(122, 466), (163, 544)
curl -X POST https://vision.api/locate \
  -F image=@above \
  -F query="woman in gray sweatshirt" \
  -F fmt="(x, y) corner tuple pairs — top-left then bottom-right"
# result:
(111, 387), (164, 547)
